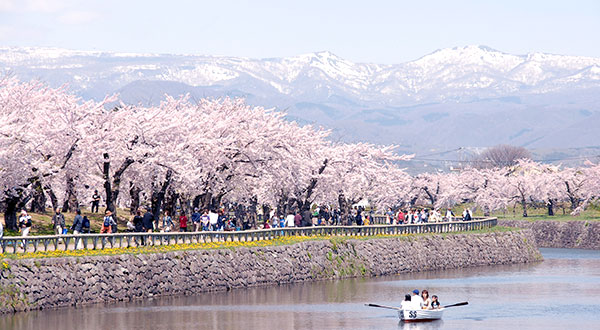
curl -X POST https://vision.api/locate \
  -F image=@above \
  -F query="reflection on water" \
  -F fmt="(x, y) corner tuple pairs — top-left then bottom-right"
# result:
(1, 248), (599, 330)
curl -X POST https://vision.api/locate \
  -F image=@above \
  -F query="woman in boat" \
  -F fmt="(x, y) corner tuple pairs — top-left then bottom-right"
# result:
(429, 295), (441, 309)
(401, 294), (412, 309)
(421, 290), (431, 309)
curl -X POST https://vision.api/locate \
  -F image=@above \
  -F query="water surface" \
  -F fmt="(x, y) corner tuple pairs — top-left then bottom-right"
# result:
(2, 248), (598, 329)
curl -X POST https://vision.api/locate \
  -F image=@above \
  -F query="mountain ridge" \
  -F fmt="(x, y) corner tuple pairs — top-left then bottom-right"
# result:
(1, 45), (599, 156)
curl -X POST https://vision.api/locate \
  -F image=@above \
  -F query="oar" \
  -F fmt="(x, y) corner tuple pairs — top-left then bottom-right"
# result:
(365, 303), (403, 311)
(442, 301), (468, 308)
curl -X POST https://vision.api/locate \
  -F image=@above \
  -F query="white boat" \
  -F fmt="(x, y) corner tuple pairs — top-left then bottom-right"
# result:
(398, 308), (444, 322)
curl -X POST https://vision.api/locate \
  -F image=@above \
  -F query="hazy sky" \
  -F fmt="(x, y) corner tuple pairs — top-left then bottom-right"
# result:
(1, 0), (599, 63)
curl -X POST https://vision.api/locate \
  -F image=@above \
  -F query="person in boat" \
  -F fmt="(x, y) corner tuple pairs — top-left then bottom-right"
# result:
(429, 295), (441, 309)
(401, 294), (412, 310)
(410, 289), (424, 309)
(421, 289), (431, 309)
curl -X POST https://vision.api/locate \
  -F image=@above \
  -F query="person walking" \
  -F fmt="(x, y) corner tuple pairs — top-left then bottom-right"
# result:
(18, 210), (32, 248)
(445, 208), (455, 221)
(208, 209), (218, 231)
(71, 209), (84, 249)
(52, 208), (65, 236)
(101, 210), (115, 234)
(179, 212), (188, 232)
(162, 211), (174, 232)
(142, 208), (154, 233)
(201, 210), (210, 231)
(91, 190), (101, 213)
(82, 215), (90, 233)
(462, 208), (472, 221)
(217, 210), (227, 231)
(191, 208), (201, 232)
(132, 210), (144, 245)
(141, 208), (154, 245)
(52, 208), (66, 243)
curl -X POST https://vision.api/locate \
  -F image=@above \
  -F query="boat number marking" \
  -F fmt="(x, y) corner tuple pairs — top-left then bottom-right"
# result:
(409, 311), (417, 318)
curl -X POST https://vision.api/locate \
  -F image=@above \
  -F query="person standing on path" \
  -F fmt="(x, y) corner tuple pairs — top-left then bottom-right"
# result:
(91, 190), (101, 213)
(52, 208), (65, 236)
(18, 210), (32, 247)
(208, 209), (218, 231)
(71, 209), (84, 249)
(141, 208), (155, 245)
(100, 210), (115, 234)
(142, 208), (155, 233)
(162, 210), (174, 232)
(191, 208), (201, 232)
(133, 210), (145, 245)
(179, 212), (188, 232)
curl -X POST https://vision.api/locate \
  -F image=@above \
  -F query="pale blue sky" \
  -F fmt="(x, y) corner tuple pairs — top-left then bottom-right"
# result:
(1, 0), (599, 63)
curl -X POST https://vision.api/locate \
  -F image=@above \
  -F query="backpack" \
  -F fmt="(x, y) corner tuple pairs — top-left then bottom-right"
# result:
(26, 217), (32, 227)
(103, 216), (111, 227)
(82, 216), (90, 229)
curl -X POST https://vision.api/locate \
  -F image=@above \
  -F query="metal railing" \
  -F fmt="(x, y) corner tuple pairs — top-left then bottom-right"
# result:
(0, 217), (497, 254)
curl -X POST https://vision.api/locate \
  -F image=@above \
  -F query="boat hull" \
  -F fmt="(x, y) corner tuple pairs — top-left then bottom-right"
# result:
(398, 308), (444, 322)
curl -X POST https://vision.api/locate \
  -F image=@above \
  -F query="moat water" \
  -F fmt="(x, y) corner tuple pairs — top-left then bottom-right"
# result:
(1, 248), (598, 329)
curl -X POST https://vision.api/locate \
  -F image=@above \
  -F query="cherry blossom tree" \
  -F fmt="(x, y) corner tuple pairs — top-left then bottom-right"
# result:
(0, 77), (113, 228)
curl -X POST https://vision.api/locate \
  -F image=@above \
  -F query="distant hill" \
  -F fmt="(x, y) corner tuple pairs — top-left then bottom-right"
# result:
(1, 45), (599, 158)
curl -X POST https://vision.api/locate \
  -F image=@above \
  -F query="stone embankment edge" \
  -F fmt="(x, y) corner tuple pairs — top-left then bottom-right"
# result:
(498, 220), (600, 250)
(0, 230), (541, 314)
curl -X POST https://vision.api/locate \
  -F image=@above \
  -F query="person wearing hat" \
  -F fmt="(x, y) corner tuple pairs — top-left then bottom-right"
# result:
(411, 289), (424, 309)
(101, 210), (116, 233)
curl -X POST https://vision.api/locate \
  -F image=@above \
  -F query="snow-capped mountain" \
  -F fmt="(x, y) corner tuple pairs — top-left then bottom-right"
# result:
(1, 45), (600, 154)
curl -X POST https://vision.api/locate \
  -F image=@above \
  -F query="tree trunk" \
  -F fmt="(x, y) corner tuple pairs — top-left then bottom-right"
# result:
(192, 195), (202, 210)
(103, 153), (135, 218)
(423, 187), (436, 207)
(179, 194), (192, 217)
(3, 192), (21, 231)
(4, 188), (33, 231)
(409, 196), (418, 208)
(44, 184), (59, 212)
(565, 182), (580, 211)
(61, 173), (79, 212)
(151, 170), (173, 221)
(248, 196), (258, 228)
(299, 159), (328, 214)
(276, 194), (288, 217)
(338, 193), (350, 226)
(129, 181), (141, 214)
(286, 197), (296, 215)
(262, 204), (271, 222)
(163, 189), (179, 217)
(30, 177), (46, 213)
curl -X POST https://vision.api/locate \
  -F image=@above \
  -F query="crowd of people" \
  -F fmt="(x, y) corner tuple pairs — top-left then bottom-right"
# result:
(1, 189), (479, 241)
(385, 207), (474, 224)
(401, 289), (441, 310)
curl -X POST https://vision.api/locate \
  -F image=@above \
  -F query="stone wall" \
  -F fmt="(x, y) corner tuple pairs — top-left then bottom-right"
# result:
(499, 220), (600, 250)
(0, 230), (541, 314)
